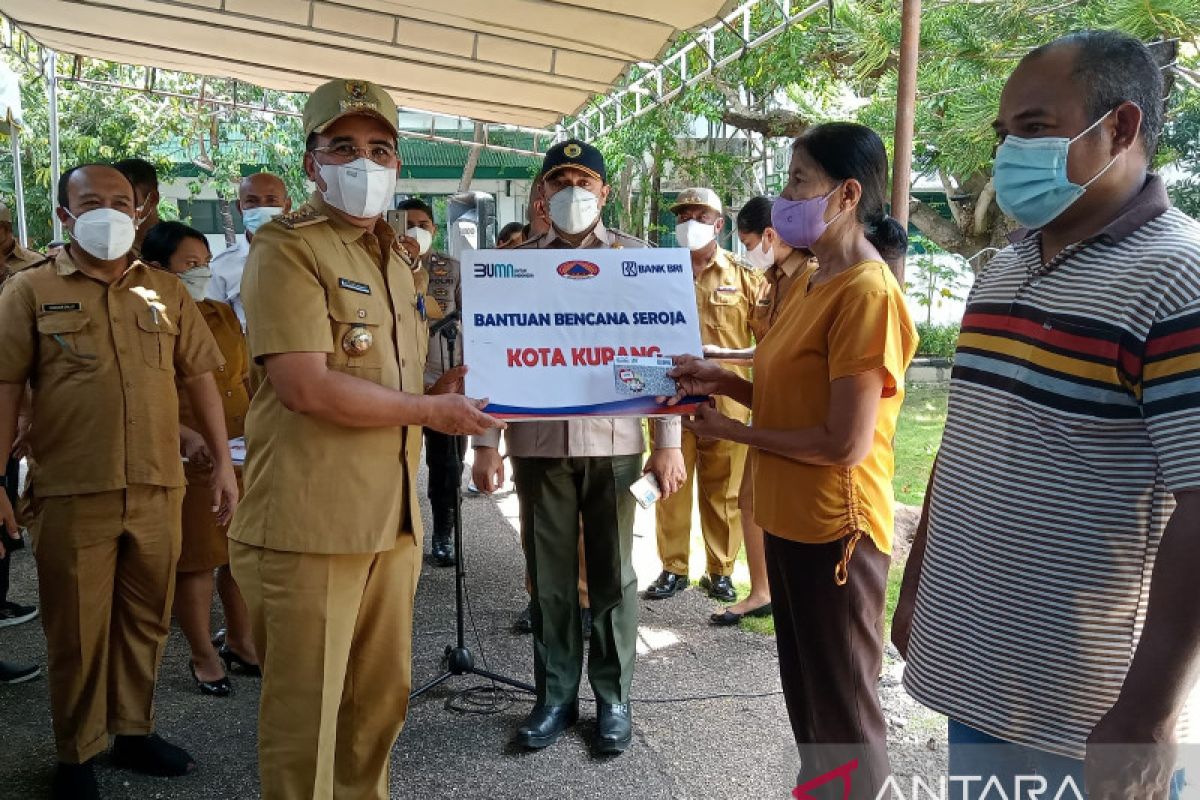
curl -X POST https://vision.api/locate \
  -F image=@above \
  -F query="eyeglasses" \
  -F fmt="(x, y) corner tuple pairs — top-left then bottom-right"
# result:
(312, 143), (398, 166)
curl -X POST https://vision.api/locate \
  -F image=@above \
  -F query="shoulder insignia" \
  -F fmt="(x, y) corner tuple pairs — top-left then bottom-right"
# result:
(278, 208), (327, 229)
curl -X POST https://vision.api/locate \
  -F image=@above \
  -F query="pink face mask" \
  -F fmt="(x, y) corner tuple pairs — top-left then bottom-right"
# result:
(770, 186), (841, 249)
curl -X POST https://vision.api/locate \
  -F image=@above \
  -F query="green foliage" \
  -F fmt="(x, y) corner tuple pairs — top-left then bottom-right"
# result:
(915, 322), (960, 360)
(0, 53), (308, 249)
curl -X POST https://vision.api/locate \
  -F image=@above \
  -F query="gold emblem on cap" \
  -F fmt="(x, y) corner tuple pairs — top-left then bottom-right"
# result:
(345, 80), (369, 100)
(563, 143), (582, 158)
(342, 326), (374, 357)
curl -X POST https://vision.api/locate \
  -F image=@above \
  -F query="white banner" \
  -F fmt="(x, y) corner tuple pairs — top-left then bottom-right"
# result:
(461, 247), (705, 419)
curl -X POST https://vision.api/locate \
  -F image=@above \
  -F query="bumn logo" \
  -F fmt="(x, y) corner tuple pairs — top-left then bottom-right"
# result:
(557, 260), (600, 279)
(474, 263), (515, 278)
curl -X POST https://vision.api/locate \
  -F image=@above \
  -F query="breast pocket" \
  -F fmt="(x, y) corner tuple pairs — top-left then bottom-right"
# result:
(36, 312), (97, 364)
(328, 297), (386, 373)
(705, 289), (743, 332)
(136, 306), (179, 370)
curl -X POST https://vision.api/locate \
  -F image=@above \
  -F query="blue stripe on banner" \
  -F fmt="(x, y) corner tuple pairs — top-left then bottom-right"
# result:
(486, 395), (709, 417)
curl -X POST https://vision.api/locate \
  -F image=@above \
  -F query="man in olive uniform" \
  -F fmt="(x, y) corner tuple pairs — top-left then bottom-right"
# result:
(227, 79), (502, 800)
(0, 164), (238, 800)
(646, 188), (762, 604)
(1, 202), (45, 280)
(0, 199), (44, 685)
(397, 197), (464, 567)
(472, 139), (687, 756)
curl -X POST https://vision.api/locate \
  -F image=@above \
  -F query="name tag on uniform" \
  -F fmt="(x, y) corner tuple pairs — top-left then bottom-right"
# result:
(716, 285), (738, 294)
(338, 278), (372, 295)
(41, 302), (82, 312)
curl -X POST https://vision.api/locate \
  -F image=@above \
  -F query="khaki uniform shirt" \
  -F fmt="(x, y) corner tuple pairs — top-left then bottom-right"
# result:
(694, 247), (762, 424)
(0, 250), (223, 496)
(2, 242), (47, 285)
(474, 222), (682, 457)
(229, 194), (427, 555)
(179, 300), (250, 439)
(748, 250), (816, 341)
(423, 252), (462, 385)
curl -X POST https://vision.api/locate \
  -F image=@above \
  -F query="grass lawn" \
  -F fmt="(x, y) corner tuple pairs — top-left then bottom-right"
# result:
(730, 382), (949, 635)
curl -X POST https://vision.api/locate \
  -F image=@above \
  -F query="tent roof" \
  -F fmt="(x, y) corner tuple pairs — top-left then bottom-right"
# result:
(0, 0), (736, 129)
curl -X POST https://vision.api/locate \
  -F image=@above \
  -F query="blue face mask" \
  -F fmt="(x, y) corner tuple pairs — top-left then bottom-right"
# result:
(992, 110), (1119, 230)
(241, 206), (284, 235)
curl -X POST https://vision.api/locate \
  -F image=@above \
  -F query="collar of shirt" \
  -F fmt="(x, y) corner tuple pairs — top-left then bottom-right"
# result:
(775, 249), (812, 279)
(53, 246), (139, 279)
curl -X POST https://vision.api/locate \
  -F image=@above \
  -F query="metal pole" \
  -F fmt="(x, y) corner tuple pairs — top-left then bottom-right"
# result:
(10, 126), (28, 246)
(47, 50), (62, 241)
(890, 0), (921, 283)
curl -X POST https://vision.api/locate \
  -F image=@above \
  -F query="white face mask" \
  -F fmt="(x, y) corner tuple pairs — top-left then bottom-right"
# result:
(548, 187), (600, 235)
(241, 206), (284, 235)
(743, 238), (775, 270)
(317, 158), (397, 218)
(406, 226), (434, 256)
(675, 219), (717, 251)
(65, 207), (137, 261)
(179, 266), (213, 302)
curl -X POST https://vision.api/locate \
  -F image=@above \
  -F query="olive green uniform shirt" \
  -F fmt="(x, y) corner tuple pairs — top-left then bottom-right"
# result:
(229, 194), (428, 555)
(0, 249), (222, 496)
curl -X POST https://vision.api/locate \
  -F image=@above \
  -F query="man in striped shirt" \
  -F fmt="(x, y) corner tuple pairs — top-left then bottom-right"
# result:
(896, 30), (1200, 798)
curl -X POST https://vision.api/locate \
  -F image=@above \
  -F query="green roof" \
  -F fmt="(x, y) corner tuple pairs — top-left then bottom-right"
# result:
(153, 135), (541, 182)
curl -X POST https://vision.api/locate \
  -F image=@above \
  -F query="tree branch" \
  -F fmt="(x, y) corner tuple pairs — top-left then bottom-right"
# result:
(909, 198), (967, 254)
(715, 78), (809, 138)
(973, 177), (996, 237)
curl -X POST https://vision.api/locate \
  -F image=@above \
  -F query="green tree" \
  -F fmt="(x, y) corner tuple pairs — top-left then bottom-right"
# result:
(587, 0), (1200, 262)
(0, 51), (308, 250)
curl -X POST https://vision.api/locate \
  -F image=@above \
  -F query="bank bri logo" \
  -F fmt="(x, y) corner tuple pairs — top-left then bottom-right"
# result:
(622, 259), (686, 277)
(557, 260), (600, 279)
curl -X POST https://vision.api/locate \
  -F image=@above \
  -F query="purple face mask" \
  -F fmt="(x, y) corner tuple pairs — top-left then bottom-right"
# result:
(771, 186), (840, 249)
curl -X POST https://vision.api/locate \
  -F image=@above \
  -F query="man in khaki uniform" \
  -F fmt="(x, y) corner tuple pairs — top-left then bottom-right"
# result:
(473, 139), (687, 756)
(1, 202), (45, 280)
(646, 188), (762, 604)
(227, 79), (502, 800)
(0, 164), (237, 800)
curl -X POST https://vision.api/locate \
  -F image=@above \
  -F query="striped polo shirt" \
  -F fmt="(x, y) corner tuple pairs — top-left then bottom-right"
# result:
(903, 176), (1200, 758)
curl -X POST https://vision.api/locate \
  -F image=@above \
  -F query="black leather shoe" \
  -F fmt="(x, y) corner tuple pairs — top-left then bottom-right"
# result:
(111, 733), (196, 777)
(513, 703), (578, 749)
(189, 662), (231, 697)
(699, 574), (737, 603)
(514, 602), (533, 635)
(218, 644), (261, 678)
(53, 761), (98, 800)
(710, 603), (772, 626)
(644, 571), (688, 599)
(595, 702), (633, 755)
(431, 531), (456, 567)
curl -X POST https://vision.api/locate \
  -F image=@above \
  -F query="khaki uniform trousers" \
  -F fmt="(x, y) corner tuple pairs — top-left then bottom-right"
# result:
(28, 485), (184, 763)
(230, 533), (421, 800)
(655, 429), (748, 577)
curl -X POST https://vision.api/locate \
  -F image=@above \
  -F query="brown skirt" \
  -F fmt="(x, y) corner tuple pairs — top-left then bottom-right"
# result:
(178, 463), (241, 573)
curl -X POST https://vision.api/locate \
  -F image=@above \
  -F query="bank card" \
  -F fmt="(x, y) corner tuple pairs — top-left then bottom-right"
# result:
(612, 356), (678, 398)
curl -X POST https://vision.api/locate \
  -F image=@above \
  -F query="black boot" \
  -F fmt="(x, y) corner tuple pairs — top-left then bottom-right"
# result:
(53, 761), (98, 800)
(513, 703), (578, 749)
(429, 503), (451, 566)
(111, 733), (195, 777)
(430, 527), (455, 567)
(595, 702), (633, 755)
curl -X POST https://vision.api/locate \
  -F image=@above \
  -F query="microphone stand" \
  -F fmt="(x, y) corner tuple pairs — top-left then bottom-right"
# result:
(410, 314), (534, 699)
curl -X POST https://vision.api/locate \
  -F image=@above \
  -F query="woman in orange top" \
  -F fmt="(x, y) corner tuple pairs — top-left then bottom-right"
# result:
(143, 222), (258, 697)
(669, 123), (917, 799)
